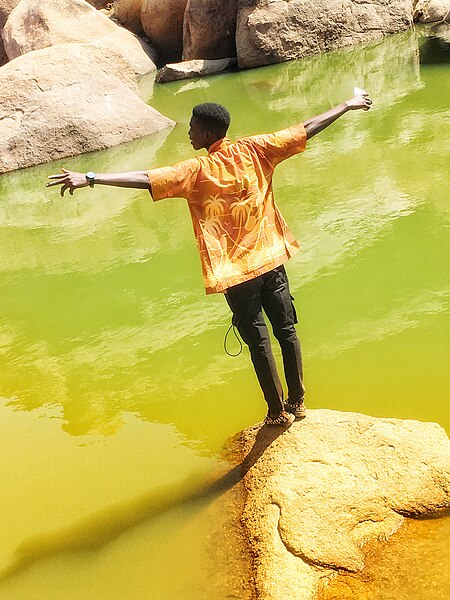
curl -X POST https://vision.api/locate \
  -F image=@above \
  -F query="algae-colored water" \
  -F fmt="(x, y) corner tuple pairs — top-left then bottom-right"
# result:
(0, 28), (449, 599)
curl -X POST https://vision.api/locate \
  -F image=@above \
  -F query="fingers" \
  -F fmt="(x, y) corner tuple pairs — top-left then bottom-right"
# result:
(46, 168), (74, 195)
(46, 179), (65, 188)
(47, 173), (67, 180)
(60, 184), (73, 197)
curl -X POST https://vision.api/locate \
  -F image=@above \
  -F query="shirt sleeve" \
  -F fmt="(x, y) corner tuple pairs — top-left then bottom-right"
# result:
(147, 157), (199, 201)
(246, 122), (307, 168)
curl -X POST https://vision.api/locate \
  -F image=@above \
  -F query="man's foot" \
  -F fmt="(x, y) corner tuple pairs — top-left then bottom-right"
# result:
(285, 399), (306, 419)
(264, 410), (295, 427)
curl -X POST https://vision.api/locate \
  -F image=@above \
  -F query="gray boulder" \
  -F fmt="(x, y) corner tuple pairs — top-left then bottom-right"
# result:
(236, 0), (415, 69)
(229, 409), (450, 600)
(0, 43), (174, 174)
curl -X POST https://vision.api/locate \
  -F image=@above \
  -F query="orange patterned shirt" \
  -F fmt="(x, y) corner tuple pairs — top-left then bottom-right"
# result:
(147, 123), (307, 294)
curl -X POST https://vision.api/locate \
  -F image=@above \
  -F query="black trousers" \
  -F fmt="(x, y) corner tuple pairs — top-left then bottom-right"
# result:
(225, 265), (305, 416)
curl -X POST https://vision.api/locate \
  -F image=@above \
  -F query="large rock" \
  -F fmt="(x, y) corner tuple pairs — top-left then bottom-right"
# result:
(414, 0), (450, 22)
(2, 0), (157, 76)
(86, 0), (110, 7)
(114, 0), (144, 36)
(0, 0), (19, 26)
(236, 0), (415, 69)
(229, 410), (450, 600)
(0, 0), (19, 65)
(140, 0), (188, 63)
(156, 57), (237, 83)
(183, 0), (238, 60)
(0, 43), (174, 174)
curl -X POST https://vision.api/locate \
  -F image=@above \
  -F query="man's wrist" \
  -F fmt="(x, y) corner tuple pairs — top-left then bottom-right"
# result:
(85, 171), (96, 187)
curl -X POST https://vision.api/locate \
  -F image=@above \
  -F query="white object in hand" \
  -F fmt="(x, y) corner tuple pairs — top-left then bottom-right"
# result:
(354, 86), (367, 96)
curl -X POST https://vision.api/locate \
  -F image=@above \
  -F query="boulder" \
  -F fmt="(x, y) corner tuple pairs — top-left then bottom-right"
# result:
(2, 0), (157, 77)
(156, 57), (237, 83)
(236, 0), (415, 69)
(114, 0), (144, 36)
(0, 43), (174, 174)
(0, 0), (19, 27)
(229, 410), (450, 600)
(140, 0), (188, 63)
(0, 0), (20, 65)
(86, 0), (110, 7)
(414, 0), (450, 22)
(182, 0), (238, 60)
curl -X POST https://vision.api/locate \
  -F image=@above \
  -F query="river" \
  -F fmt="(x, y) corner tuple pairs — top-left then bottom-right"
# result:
(0, 26), (449, 599)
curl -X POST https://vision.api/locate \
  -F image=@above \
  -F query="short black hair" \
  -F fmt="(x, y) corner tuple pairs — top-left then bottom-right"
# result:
(192, 103), (230, 137)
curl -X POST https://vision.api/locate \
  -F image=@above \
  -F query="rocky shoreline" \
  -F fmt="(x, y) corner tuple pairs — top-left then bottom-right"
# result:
(1, 0), (449, 173)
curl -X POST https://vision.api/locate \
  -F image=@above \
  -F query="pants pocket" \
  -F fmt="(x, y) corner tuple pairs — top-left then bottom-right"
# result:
(290, 294), (298, 324)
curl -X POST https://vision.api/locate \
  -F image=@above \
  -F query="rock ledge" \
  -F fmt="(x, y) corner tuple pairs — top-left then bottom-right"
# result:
(228, 409), (450, 600)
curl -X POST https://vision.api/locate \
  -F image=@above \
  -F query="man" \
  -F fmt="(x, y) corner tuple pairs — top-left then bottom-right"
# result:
(47, 92), (372, 428)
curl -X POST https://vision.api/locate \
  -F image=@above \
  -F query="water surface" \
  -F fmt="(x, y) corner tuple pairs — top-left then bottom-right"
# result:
(0, 28), (449, 599)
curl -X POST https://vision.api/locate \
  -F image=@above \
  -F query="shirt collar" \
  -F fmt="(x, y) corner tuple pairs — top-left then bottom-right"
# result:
(208, 137), (231, 155)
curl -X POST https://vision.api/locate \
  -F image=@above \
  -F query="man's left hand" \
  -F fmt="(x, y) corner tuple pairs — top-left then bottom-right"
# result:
(346, 93), (372, 111)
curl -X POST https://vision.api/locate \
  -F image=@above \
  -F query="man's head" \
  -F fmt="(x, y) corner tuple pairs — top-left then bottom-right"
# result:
(189, 103), (231, 150)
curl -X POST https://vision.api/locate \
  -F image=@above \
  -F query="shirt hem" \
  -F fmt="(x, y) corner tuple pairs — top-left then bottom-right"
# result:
(204, 248), (300, 295)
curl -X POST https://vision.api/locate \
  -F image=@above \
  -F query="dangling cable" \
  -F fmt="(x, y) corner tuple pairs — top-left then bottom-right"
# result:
(224, 322), (243, 356)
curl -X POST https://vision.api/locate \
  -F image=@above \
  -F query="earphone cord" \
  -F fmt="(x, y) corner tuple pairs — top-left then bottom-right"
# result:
(224, 322), (243, 356)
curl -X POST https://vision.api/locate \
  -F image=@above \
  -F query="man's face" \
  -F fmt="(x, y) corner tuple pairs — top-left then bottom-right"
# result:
(188, 116), (213, 151)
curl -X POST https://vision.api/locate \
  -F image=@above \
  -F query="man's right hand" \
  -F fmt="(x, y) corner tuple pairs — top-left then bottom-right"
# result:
(345, 93), (372, 111)
(45, 169), (152, 195)
(46, 169), (89, 197)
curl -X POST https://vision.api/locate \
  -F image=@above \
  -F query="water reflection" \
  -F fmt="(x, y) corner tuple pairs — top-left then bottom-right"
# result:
(0, 417), (281, 587)
(0, 28), (449, 599)
(419, 24), (450, 64)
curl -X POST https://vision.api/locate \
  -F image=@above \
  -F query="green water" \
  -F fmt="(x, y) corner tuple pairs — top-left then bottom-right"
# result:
(0, 28), (449, 599)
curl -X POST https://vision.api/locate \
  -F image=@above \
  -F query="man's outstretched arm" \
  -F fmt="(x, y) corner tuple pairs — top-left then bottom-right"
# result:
(46, 169), (153, 197)
(304, 93), (372, 139)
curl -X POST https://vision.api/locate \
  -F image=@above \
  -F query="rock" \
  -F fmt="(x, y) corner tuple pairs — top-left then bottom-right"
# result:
(156, 57), (237, 83)
(140, 0), (188, 63)
(236, 0), (415, 69)
(419, 24), (450, 62)
(0, 43), (174, 174)
(229, 409), (450, 600)
(0, 0), (19, 27)
(0, 0), (20, 65)
(432, 20), (450, 39)
(182, 0), (238, 60)
(2, 0), (157, 77)
(87, 0), (110, 7)
(114, 0), (144, 36)
(414, 0), (450, 22)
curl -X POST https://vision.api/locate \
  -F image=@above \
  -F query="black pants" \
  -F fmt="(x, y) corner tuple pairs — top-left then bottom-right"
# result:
(225, 265), (305, 416)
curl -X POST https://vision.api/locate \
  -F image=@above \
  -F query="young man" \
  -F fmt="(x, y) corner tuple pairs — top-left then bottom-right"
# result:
(47, 93), (372, 427)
